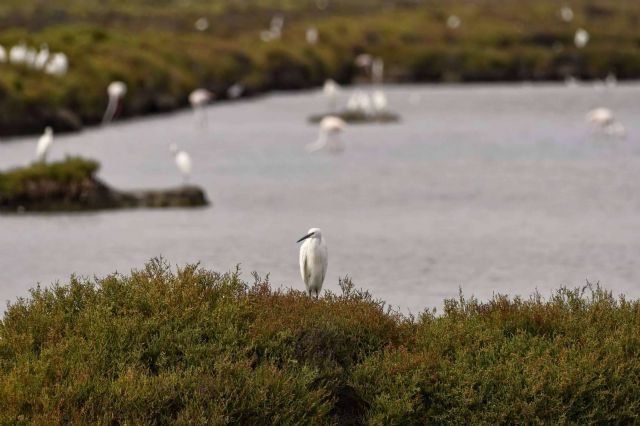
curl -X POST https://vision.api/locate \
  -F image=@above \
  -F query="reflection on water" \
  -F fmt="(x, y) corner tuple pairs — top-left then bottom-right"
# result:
(1, 83), (639, 314)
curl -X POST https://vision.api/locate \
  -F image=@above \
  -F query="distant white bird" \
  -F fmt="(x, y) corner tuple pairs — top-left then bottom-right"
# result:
(565, 75), (579, 88)
(44, 52), (68, 76)
(586, 107), (614, 126)
(36, 127), (53, 163)
(447, 15), (461, 29)
(227, 83), (245, 99)
(170, 143), (192, 183)
(103, 81), (127, 124)
(297, 228), (328, 298)
(372, 90), (388, 112)
(586, 107), (627, 139)
(574, 28), (589, 49)
(306, 27), (319, 44)
(323, 79), (340, 111)
(189, 88), (212, 107)
(33, 44), (49, 70)
(0, 45), (6, 63)
(194, 17), (209, 31)
(560, 6), (574, 22)
(355, 53), (373, 70)
(9, 42), (27, 65)
(605, 73), (617, 88)
(307, 116), (346, 153)
(189, 88), (213, 127)
(261, 14), (285, 41)
(346, 90), (373, 115)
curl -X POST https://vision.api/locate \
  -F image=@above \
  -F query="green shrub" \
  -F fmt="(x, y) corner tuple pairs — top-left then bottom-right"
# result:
(0, 157), (99, 197)
(1, 261), (640, 424)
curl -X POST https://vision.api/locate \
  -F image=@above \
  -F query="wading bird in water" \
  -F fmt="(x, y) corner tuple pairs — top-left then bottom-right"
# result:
(189, 88), (213, 127)
(170, 143), (192, 184)
(307, 116), (346, 153)
(103, 81), (127, 124)
(297, 228), (328, 298)
(36, 127), (53, 163)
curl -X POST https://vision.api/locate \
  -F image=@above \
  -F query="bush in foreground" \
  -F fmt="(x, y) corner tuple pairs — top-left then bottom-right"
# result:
(1, 260), (639, 424)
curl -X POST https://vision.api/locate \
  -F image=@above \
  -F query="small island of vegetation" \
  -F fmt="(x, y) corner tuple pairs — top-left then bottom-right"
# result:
(1, 259), (639, 424)
(0, 158), (208, 212)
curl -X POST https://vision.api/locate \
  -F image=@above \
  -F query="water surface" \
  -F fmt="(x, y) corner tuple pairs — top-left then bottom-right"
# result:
(1, 83), (639, 314)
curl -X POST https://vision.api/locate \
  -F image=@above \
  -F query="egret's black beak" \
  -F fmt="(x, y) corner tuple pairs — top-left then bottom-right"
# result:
(296, 232), (315, 243)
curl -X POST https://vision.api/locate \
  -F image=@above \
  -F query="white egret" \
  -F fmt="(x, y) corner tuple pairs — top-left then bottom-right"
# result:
(44, 53), (68, 76)
(565, 75), (579, 88)
(170, 143), (192, 184)
(574, 28), (589, 49)
(323, 79), (340, 111)
(9, 42), (27, 65)
(34, 44), (49, 70)
(355, 53), (372, 69)
(560, 6), (574, 22)
(227, 83), (245, 99)
(261, 14), (285, 41)
(586, 107), (614, 126)
(447, 15), (462, 29)
(36, 127), (53, 163)
(189, 88), (213, 127)
(103, 81), (127, 124)
(306, 27), (319, 44)
(297, 228), (328, 299)
(0, 45), (6, 63)
(346, 90), (373, 115)
(372, 90), (388, 112)
(194, 17), (209, 32)
(307, 116), (346, 153)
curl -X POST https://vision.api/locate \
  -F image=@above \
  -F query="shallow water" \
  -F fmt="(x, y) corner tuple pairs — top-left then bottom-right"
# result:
(1, 83), (639, 314)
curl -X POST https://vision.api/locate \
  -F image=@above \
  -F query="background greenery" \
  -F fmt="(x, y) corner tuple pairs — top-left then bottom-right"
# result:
(0, 0), (639, 136)
(1, 259), (639, 424)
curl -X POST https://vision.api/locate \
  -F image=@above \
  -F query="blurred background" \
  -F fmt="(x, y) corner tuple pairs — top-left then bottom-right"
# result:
(0, 0), (639, 313)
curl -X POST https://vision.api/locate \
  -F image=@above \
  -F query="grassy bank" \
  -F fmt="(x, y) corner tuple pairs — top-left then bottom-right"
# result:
(0, 0), (639, 136)
(1, 259), (639, 424)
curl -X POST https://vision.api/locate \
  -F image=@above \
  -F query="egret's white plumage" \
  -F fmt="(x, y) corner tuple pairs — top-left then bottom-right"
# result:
(36, 127), (53, 163)
(574, 28), (589, 49)
(307, 116), (346, 153)
(9, 42), (27, 65)
(189, 88), (213, 127)
(44, 52), (68, 76)
(170, 143), (193, 183)
(103, 81), (127, 124)
(347, 90), (373, 115)
(586, 107), (614, 126)
(372, 90), (388, 112)
(447, 15), (461, 29)
(34, 44), (49, 70)
(306, 26), (319, 44)
(227, 83), (245, 99)
(189, 88), (212, 107)
(560, 6), (574, 22)
(297, 228), (328, 298)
